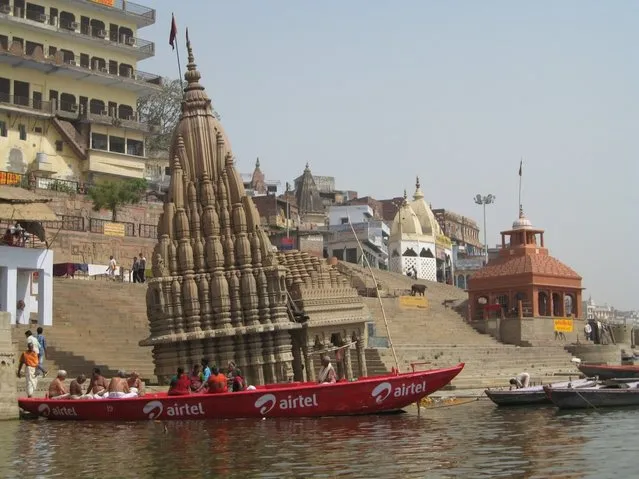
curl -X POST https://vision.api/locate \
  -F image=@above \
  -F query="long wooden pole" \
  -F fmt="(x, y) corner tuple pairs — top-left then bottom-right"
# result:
(347, 215), (400, 372)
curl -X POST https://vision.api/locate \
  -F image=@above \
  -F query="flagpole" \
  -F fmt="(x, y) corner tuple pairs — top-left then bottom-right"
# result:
(170, 13), (183, 86)
(518, 158), (523, 215)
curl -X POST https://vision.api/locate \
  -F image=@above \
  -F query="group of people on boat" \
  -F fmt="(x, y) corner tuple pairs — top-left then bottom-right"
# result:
(168, 358), (250, 396)
(44, 368), (145, 400)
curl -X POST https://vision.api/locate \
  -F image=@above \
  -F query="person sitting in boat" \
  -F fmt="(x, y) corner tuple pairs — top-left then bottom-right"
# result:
(127, 371), (144, 396)
(48, 370), (70, 399)
(206, 366), (228, 394)
(189, 364), (204, 393)
(103, 370), (138, 399)
(87, 368), (109, 398)
(509, 372), (531, 389)
(70, 374), (88, 399)
(318, 356), (337, 384)
(232, 368), (246, 392)
(168, 368), (191, 396)
(201, 358), (212, 383)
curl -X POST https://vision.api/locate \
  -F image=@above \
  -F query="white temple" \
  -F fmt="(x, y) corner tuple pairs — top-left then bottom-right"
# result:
(388, 177), (452, 282)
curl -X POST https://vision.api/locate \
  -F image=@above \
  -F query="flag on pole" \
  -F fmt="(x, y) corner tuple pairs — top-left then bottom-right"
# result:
(169, 14), (178, 50)
(518, 159), (522, 177)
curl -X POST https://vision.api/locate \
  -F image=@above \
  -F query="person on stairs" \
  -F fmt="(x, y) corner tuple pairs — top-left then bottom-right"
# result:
(24, 330), (47, 377)
(17, 342), (39, 398)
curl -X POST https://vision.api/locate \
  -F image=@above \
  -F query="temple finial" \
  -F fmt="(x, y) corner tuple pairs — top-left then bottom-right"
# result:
(519, 204), (524, 218)
(403, 189), (407, 200)
(184, 28), (201, 86)
(416, 176), (420, 189)
(256, 157), (260, 168)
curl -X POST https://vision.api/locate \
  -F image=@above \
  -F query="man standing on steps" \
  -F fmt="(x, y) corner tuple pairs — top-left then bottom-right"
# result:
(106, 255), (117, 280)
(24, 330), (47, 377)
(36, 327), (48, 377)
(138, 252), (147, 283)
(17, 342), (39, 397)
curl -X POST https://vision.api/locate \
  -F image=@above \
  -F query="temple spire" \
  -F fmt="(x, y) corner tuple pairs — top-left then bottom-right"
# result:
(184, 29), (203, 91)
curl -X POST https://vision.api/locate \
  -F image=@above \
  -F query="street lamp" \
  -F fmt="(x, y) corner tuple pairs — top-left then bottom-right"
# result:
(474, 194), (495, 264)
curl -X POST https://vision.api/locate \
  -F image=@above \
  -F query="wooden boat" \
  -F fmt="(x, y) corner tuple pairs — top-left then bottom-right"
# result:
(544, 379), (639, 409)
(485, 378), (596, 406)
(577, 364), (639, 380)
(18, 364), (463, 421)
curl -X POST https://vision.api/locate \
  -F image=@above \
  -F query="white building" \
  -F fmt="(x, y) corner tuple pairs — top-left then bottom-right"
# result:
(327, 204), (389, 269)
(388, 178), (453, 282)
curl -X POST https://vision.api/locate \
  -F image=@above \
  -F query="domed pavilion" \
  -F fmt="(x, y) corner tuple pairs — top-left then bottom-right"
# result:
(467, 208), (583, 322)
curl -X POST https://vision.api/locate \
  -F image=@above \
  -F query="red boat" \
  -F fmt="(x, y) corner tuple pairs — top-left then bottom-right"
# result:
(18, 364), (463, 421)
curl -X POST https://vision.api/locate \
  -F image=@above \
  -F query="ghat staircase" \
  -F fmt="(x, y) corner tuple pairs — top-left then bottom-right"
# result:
(338, 262), (579, 389)
(12, 278), (155, 394)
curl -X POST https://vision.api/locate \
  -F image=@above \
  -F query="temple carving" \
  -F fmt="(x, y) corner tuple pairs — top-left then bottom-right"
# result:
(141, 38), (368, 385)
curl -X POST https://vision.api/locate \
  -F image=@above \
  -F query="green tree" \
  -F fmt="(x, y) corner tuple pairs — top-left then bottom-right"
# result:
(88, 178), (147, 221)
(137, 77), (222, 157)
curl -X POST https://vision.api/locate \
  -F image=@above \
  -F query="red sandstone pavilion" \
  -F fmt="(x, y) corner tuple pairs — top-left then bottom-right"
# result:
(467, 208), (583, 322)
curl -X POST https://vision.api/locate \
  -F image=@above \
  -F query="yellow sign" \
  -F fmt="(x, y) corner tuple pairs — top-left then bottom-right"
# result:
(0, 171), (21, 185)
(554, 318), (574, 333)
(103, 222), (125, 237)
(90, 0), (115, 6)
(399, 295), (429, 309)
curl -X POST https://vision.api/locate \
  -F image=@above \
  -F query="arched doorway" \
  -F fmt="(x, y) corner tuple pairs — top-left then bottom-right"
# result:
(552, 293), (562, 317)
(564, 294), (574, 316)
(457, 274), (466, 289)
(538, 292), (549, 316)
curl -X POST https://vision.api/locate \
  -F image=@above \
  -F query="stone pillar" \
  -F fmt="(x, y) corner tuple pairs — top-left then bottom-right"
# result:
(356, 335), (367, 378)
(0, 267), (17, 325)
(344, 346), (353, 380)
(302, 339), (315, 382)
(0, 312), (18, 419)
(16, 270), (32, 325)
(518, 300), (523, 320)
(260, 333), (277, 384)
(549, 291), (554, 318)
(291, 333), (304, 381)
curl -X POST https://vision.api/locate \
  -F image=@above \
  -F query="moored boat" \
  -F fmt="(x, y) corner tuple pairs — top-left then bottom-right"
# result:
(544, 379), (639, 409)
(18, 364), (463, 421)
(485, 378), (596, 406)
(577, 363), (639, 380)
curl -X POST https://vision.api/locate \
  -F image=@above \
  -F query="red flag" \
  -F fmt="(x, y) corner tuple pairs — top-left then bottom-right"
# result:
(169, 14), (177, 50)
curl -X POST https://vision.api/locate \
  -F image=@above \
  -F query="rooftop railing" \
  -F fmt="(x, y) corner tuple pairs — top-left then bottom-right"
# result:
(85, 0), (156, 22)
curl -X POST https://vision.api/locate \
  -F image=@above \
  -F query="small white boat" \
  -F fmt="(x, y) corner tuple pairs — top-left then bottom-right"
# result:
(485, 378), (596, 406)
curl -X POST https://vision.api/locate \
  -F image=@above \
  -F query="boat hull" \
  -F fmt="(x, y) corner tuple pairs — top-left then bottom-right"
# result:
(485, 379), (594, 406)
(544, 385), (639, 409)
(577, 364), (639, 380)
(18, 364), (463, 421)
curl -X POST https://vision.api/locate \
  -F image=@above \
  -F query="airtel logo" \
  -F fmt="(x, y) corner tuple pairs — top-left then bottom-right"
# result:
(254, 394), (277, 415)
(143, 400), (163, 419)
(38, 403), (51, 417)
(371, 382), (392, 404)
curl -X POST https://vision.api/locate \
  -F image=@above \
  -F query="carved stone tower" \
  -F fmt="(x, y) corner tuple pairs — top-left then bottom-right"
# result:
(141, 37), (298, 385)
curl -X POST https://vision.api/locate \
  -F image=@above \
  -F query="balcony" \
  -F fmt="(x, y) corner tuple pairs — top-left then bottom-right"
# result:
(0, 94), (54, 117)
(1, 9), (155, 60)
(0, 46), (162, 95)
(81, 109), (155, 133)
(64, 0), (156, 28)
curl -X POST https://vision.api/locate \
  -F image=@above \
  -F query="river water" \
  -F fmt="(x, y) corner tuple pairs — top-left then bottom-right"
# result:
(1, 400), (635, 478)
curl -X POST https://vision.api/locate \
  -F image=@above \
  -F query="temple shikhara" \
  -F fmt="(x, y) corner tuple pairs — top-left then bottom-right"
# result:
(467, 209), (583, 321)
(141, 38), (368, 385)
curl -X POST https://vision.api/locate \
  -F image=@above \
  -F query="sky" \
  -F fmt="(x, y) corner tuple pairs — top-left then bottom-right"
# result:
(140, 1), (639, 310)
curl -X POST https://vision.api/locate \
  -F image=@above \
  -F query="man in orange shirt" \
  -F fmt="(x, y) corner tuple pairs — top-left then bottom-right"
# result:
(17, 342), (39, 397)
(206, 366), (228, 394)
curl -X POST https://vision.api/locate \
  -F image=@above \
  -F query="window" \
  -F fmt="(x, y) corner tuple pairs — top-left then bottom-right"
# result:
(18, 124), (26, 141)
(109, 135), (125, 154)
(0, 35), (8, 51)
(91, 133), (107, 150)
(34, 126), (42, 133)
(59, 93), (76, 112)
(55, 140), (63, 152)
(127, 138), (144, 156)
(340, 217), (348, 224)
(0, 121), (7, 137)
(89, 99), (105, 115)
(48, 45), (57, 57)
(80, 53), (89, 69)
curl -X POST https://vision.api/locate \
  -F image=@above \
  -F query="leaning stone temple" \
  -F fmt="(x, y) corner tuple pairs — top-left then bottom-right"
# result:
(141, 39), (368, 385)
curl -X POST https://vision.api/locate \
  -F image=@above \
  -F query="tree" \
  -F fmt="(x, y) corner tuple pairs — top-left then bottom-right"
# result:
(137, 77), (223, 157)
(137, 78), (183, 157)
(88, 178), (148, 221)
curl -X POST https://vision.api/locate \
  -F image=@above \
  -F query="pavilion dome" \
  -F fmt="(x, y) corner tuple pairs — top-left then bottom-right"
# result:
(512, 208), (533, 230)
(409, 176), (445, 238)
(390, 191), (424, 242)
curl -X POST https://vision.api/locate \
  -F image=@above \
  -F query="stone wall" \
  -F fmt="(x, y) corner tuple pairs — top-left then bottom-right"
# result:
(475, 317), (585, 346)
(0, 312), (18, 420)
(33, 189), (164, 226)
(565, 344), (623, 364)
(50, 230), (156, 265)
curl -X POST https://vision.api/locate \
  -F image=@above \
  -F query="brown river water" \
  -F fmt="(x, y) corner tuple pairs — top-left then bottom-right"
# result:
(1, 400), (636, 478)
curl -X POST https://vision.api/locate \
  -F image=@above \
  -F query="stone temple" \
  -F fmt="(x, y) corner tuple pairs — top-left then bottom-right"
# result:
(141, 39), (368, 385)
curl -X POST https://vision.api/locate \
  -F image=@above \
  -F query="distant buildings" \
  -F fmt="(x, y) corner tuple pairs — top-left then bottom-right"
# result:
(582, 297), (639, 325)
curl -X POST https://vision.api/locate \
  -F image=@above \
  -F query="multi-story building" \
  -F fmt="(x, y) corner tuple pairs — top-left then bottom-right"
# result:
(0, 0), (160, 184)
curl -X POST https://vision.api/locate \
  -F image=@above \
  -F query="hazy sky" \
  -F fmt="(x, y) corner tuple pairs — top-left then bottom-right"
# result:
(141, 1), (638, 310)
